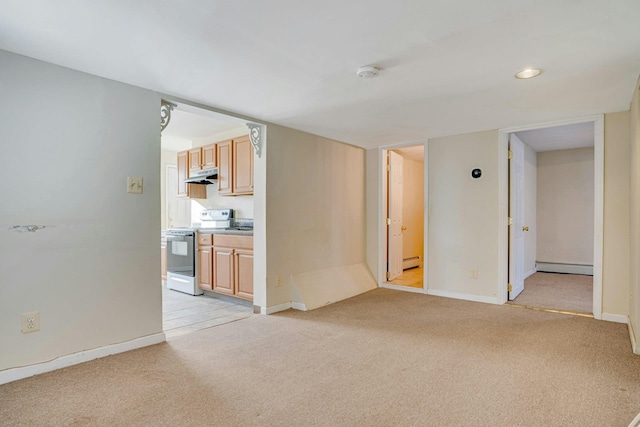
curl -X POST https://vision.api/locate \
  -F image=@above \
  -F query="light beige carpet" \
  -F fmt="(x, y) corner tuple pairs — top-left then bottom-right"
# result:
(510, 272), (593, 313)
(2, 288), (639, 426)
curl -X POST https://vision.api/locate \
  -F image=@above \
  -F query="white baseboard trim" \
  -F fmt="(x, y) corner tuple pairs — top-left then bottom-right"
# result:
(0, 332), (166, 386)
(536, 262), (593, 276)
(261, 302), (292, 315)
(524, 268), (537, 279)
(291, 302), (308, 311)
(381, 283), (425, 294)
(601, 313), (629, 324)
(427, 289), (498, 305)
(629, 318), (638, 355)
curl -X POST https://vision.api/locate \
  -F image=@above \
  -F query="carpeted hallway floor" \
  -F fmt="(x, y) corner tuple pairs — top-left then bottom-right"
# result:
(509, 272), (593, 313)
(1, 288), (639, 426)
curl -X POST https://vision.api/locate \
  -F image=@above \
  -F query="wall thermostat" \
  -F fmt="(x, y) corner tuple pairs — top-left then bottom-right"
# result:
(471, 168), (482, 179)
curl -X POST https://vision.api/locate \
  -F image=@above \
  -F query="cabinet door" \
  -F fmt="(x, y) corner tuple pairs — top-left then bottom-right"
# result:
(198, 246), (212, 291)
(233, 136), (254, 195)
(202, 143), (217, 169)
(217, 140), (233, 195)
(178, 150), (206, 200)
(235, 249), (253, 300)
(213, 246), (234, 295)
(188, 148), (203, 175)
(177, 151), (188, 198)
(161, 243), (167, 282)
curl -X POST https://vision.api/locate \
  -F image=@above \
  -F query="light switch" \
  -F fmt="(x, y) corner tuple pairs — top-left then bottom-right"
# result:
(127, 176), (143, 194)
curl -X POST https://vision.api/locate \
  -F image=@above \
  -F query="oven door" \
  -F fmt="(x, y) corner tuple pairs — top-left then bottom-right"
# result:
(166, 232), (195, 277)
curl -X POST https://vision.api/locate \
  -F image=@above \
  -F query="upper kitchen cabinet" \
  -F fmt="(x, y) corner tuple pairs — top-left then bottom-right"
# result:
(233, 135), (254, 195)
(188, 147), (202, 175)
(217, 136), (253, 196)
(189, 143), (217, 176)
(202, 143), (217, 169)
(217, 140), (233, 195)
(177, 150), (206, 199)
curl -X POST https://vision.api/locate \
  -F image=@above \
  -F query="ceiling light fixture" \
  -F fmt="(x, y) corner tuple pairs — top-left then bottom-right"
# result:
(515, 68), (542, 79)
(356, 66), (379, 78)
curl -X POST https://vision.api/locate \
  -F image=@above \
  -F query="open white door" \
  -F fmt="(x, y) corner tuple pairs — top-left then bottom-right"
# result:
(387, 151), (404, 281)
(509, 135), (525, 299)
(166, 164), (191, 228)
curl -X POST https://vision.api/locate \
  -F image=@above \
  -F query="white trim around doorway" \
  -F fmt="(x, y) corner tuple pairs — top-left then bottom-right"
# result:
(377, 140), (429, 293)
(497, 114), (604, 320)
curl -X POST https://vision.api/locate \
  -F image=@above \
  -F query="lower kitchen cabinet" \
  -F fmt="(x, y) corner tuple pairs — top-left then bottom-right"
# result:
(213, 246), (235, 296)
(161, 239), (167, 282)
(199, 234), (253, 301)
(235, 249), (254, 300)
(197, 233), (213, 291)
(198, 246), (212, 291)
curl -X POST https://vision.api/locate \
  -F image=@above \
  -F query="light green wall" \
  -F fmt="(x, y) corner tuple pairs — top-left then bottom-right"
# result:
(629, 80), (640, 353)
(0, 50), (162, 371)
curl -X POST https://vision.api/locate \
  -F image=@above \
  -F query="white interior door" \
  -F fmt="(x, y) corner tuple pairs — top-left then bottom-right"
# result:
(509, 135), (525, 299)
(166, 164), (191, 228)
(387, 151), (404, 281)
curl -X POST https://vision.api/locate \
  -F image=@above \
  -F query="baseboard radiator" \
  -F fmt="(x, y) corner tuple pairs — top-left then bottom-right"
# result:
(536, 262), (593, 276)
(403, 256), (421, 270)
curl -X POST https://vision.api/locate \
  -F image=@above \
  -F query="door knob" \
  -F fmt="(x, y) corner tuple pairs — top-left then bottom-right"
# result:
(522, 226), (529, 231)
(401, 226), (407, 231)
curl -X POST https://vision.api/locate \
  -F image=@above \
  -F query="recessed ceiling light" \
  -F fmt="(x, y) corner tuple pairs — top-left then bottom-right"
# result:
(356, 66), (379, 78)
(515, 68), (542, 79)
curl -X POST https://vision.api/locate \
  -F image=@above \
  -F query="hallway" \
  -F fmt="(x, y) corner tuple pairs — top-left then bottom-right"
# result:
(508, 272), (593, 314)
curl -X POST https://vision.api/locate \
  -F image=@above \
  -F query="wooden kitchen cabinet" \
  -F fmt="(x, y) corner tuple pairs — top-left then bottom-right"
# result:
(197, 233), (213, 291)
(213, 246), (235, 296)
(190, 143), (217, 175)
(188, 148), (203, 175)
(202, 143), (217, 169)
(216, 136), (253, 196)
(198, 246), (212, 291)
(161, 239), (167, 283)
(207, 234), (254, 301)
(234, 248), (254, 300)
(217, 140), (233, 195)
(232, 135), (254, 195)
(177, 150), (206, 199)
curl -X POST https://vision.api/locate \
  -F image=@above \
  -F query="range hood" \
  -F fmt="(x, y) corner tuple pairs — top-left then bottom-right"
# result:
(184, 168), (218, 184)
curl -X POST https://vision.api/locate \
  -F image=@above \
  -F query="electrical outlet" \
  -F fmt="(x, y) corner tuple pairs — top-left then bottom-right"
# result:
(275, 275), (282, 288)
(127, 176), (143, 194)
(22, 311), (40, 334)
(470, 268), (478, 279)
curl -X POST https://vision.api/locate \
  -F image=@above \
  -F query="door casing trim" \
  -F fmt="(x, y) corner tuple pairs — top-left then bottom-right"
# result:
(377, 140), (429, 293)
(497, 114), (604, 320)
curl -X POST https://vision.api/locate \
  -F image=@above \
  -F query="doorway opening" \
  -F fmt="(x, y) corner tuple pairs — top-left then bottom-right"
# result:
(499, 116), (603, 318)
(382, 145), (425, 290)
(160, 102), (256, 338)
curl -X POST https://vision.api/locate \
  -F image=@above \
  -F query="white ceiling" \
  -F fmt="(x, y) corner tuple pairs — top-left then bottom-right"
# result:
(515, 122), (594, 152)
(162, 110), (243, 141)
(1, 1), (639, 149)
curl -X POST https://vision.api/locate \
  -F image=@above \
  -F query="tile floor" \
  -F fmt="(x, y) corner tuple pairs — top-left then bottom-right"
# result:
(387, 266), (424, 288)
(162, 283), (253, 339)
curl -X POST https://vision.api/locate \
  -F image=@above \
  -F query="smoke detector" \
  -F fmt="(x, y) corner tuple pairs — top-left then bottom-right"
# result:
(356, 66), (379, 78)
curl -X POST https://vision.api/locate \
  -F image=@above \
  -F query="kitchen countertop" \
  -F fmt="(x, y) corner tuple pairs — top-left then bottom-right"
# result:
(197, 228), (253, 236)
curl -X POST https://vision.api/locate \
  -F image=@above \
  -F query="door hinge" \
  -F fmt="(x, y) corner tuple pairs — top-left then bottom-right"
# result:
(386, 218), (391, 226)
(508, 150), (513, 159)
(386, 271), (391, 280)
(508, 217), (513, 226)
(508, 283), (513, 292)
(386, 164), (391, 172)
